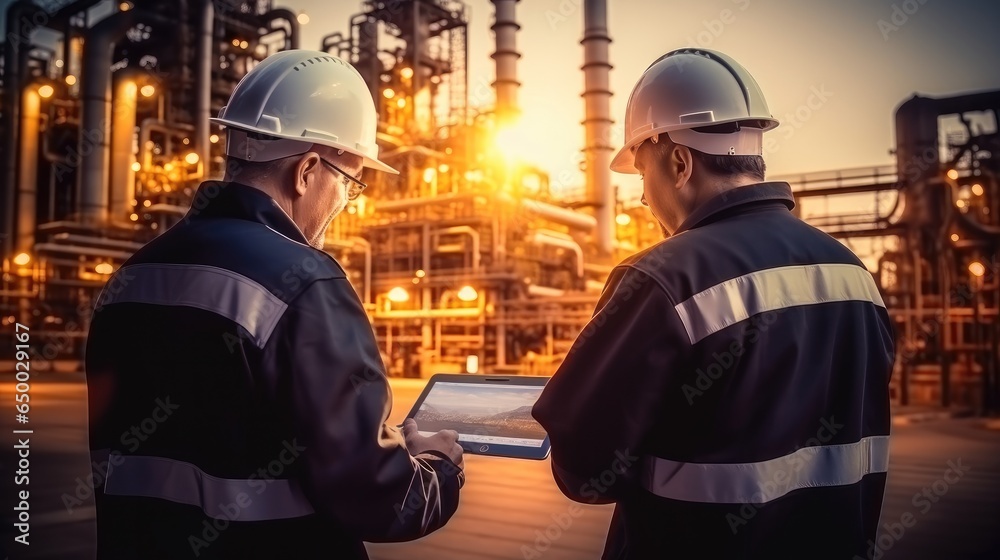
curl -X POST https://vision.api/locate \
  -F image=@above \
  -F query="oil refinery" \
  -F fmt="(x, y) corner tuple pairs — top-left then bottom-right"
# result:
(1, 0), (998, 414)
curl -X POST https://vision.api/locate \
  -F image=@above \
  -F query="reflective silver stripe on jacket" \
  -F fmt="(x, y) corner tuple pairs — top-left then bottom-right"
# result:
(640, 436), (890, 504)
(104, 455), (315, 521)
(96, 263), (287, 347)
(674, 263), (886, 344)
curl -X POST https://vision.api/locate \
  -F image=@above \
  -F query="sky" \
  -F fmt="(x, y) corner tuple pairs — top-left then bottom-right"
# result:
(295, 0), (1000, 203)
(421, 382), (543, 413)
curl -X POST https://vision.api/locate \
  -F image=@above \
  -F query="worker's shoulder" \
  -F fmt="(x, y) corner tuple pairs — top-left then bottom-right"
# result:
(128, 217), (348, 300)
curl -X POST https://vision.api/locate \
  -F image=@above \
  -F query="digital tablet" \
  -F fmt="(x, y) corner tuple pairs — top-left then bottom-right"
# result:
(405, 374), (551, 460)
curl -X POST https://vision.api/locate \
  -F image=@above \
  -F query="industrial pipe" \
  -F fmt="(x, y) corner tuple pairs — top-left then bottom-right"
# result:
(2, 0), (44, 259)
(16, 88), (41, 255)
(138, 118), (195, 168)
(261, 8), (300, 50)
(490, 0), (520, 124)
(375, 192), (479, 212)
(109, 79), (137, 222)
(197, 0), (214, 177)
(79, 9), (170, 224)
(434, 226), (481, 274)
(582, 0), (615, 257)
(521, 198), (597, 230)
(529, 229), (585, 277)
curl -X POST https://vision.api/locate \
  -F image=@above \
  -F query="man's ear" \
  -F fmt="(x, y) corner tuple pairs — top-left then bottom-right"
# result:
(672, 144), (694, 190)
(293, 152), (321, 197)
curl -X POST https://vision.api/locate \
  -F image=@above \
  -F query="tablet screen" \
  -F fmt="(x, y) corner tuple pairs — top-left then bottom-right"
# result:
(412, 381), (547, 448)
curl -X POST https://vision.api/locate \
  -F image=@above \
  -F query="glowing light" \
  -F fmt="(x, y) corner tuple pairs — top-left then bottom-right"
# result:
(140, 84), (155, 97)
(415, 269), (426, 278)
(232, 39), (240, 46)
(37, 84), (54, 98)
(951, 233), (960, 242)
(131, 161), (141, 172)
(422, 167), (436, 183)
(412, 278), (420, 284)
(163, 163), (174, 172)
(396, 97), (406, 108)
(143, 200), (151, 207)
(438, 164), (449, 173)
(383, 88), (395, 99)
(969, 261), (986, 278)
(129, 213), (139, 221)
(239, 40), (249, 50)
(387, 287), (409, 303)
(947, 169), (959, 180)
(65, 74), (77, 85)
(494, 122), (531, 161)
(210, 134), (219, 144)
(95, 263), (114, 275)
(400, 67), (414, 79)
(466, 355), (479, 374)
(185, 152), (200, 165)
(457, 285), (479, 302)
(616, 213), (632, 226)
(297, 12), (310, 24)
(972, 183), (984, 196)
(119, 2), (131, 11)
(956, 199), (966, 208)
(55, 59), (63, 68)
(13, 253), (30, 266)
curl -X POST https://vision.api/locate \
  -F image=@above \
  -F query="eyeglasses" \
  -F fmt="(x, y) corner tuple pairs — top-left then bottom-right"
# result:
(319, 157), (367, 201)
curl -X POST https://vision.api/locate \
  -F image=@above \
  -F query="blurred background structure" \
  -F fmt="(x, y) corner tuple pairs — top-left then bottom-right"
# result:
(0, 0), (998, 414)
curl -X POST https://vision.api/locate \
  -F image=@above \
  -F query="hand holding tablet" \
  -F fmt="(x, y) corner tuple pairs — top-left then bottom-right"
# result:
(404, 374), (552, 460)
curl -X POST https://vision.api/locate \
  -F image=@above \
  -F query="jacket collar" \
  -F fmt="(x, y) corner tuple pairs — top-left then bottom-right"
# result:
(185, 181), (309, 244)
(674, 181), (796, 235)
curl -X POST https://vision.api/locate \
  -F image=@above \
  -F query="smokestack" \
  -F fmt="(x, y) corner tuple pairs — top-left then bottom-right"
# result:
(490, 0), (520, 125)
(582, 0), (614, 257)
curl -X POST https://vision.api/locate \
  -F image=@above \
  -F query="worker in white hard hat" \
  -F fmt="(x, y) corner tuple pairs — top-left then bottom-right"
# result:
(534, 48), (894, 559)
(86, 50), (463, 560)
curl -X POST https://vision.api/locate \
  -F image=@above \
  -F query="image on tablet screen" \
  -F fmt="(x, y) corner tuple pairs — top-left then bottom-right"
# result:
(413, 382), (548, 447)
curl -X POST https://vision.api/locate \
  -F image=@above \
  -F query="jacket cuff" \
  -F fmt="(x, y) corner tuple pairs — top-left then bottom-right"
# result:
(416, 451), (465, 488)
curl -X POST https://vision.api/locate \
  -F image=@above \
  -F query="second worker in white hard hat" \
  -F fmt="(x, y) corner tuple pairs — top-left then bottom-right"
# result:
(86, 50), (464, 559)
(533, 48), (894, 559)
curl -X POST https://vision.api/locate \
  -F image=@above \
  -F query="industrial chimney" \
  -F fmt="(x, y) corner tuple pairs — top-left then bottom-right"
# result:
(490, 0), (520, 125)
(582, 0), (615, 257)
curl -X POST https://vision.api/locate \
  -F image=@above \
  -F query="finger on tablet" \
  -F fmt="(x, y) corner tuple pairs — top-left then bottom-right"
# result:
(401, 418), (417, 435)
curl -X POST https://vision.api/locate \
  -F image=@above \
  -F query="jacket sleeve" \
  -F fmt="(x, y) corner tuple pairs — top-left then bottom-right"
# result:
(262, 277), (462, 542)
(532, 266), (689, 504)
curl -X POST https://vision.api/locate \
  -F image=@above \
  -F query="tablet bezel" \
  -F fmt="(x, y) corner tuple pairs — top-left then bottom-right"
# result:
(405, 374), (551, 460)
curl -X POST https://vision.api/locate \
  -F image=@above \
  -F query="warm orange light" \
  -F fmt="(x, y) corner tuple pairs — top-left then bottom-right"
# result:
(616, 213), (632, 226)
(143, 200), (151, 207)
(131, 161), (141, 172)
(65, 75), (77, 86)
(387, 287), (409, 303)
(947, 169), (959, 180)
(129, 213), (139, 221)
(239, 40), (249, 50)
(383, 88), (395, 99)
(37, 84), (54, 98)
(971, 183), (984, 196)
(950, 233), (960, 242)
(185, 152), (200, 165)
(969, 261), (986, 278)
(956, 199), (966, 208)
(400, 67), (414, 79)
(396, 97), (406, 108)
(457, 285), (479, 302)
(297, 13), (310, 24)
(95, 263), (114, 275)
(415, 269), (426, 278)
(438, 164), (449, 173)
(210, 134), (220, 144)
(140, 84), (155, 97)
(13, 252), (30, 266)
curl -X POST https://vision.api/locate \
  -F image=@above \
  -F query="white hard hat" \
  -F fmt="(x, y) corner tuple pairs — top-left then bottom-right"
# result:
(611, 48), (779, 174)
(211, 49), (398, 174)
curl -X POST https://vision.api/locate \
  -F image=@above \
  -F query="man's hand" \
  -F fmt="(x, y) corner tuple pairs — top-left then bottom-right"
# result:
(402, 418), (464, 471)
